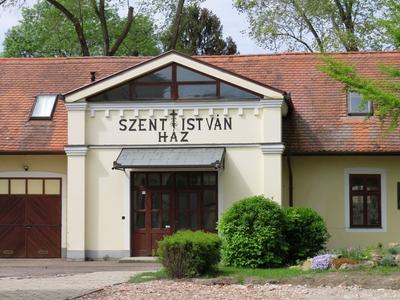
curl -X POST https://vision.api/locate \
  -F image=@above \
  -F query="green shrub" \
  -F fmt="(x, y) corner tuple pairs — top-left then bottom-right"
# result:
(387, 247), (400, 255)
(379, 255), (396, 267)
(218, 195), (288, 268)
(157, 230), (221, 278)
(284, 207), (330, 264)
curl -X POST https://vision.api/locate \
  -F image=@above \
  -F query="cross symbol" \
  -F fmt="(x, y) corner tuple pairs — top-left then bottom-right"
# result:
(169, 109), (178, 130)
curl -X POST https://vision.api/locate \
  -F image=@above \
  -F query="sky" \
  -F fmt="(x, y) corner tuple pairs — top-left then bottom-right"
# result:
(0, 0), (266, 54)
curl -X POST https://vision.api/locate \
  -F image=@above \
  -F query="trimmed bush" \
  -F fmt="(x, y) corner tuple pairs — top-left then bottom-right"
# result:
(218, 195), (288, 268)
(157, 230), (221, 278)
(285, 207), (330, 264)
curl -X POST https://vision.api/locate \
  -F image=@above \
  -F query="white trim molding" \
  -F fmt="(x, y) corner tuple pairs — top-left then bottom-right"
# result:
(260, 143), (285, 155)
(260, 99), (284, 108)
(86, 99), (288, 118)
(64, 146), (89, 156)
(344, 168), (387, 233)
(65, 102), (88, 111)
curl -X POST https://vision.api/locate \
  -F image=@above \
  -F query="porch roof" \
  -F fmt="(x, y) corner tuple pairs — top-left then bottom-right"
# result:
(112, 147), (225, 170)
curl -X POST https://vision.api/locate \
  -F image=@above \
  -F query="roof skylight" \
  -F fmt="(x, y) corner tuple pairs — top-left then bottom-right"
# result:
(31, 95), (58, 119)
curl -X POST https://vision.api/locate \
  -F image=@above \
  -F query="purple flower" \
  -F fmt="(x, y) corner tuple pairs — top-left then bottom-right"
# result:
(311, 254), (334, 270)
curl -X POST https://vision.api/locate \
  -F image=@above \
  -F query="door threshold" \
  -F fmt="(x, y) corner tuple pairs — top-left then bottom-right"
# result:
(118, 256), (158, 263)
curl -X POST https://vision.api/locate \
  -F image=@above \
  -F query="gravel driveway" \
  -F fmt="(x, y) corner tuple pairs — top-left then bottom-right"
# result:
(79, 280), (400, 300)
(0, 259), (159, 300)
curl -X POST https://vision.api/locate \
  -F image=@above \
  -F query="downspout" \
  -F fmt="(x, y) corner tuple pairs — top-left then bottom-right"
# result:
(286, 149), (293, 207)
(283, 92), (294, 207)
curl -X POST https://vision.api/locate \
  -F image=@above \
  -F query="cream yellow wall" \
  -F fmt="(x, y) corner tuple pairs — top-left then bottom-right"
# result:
(0, 155), (66, 173)
(284, 156), (400, 249)
(84, 147), (268, 252)
(221, 147), (264, 210)
(85, 149), (128, 252)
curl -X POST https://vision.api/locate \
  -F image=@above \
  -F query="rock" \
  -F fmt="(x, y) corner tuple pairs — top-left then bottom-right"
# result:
(371, 254), (383, 263)
(361, 260), (375, 268)
(388, 242), (400, 248)
(394, 254), (400, 264)
(339, 263), (362, 270)
(302, 258), (312, 271)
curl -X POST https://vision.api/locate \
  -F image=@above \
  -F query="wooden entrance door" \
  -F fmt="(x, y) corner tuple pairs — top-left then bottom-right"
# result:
(132, 189), (173, 256)
(0, 178), (61, 258)
(131, 172), (218, 256)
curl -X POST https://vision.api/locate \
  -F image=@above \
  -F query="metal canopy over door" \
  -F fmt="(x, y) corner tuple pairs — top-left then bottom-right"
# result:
(0, 178), (61, 258)
(131, 172), (218, 256)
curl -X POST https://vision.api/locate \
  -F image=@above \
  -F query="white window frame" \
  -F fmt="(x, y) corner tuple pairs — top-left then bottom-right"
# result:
(347, 91), (372, 116)
(344, 168), (386, 232)
(30, 94), (58, 120)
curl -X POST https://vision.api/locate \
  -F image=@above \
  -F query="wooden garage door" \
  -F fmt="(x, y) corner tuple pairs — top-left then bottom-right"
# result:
(0, 178), (61, 258)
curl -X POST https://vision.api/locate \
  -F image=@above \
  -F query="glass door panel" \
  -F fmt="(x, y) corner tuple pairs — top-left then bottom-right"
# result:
(176, 191), (199, 230)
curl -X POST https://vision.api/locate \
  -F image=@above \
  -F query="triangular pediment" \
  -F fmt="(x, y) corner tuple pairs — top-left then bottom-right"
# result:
(64, 51), (285, 102)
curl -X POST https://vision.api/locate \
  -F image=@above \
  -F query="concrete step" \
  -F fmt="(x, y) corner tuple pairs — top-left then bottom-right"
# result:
(118, 256), (158, 263)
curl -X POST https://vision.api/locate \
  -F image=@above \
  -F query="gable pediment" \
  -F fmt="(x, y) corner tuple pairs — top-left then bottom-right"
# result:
(64, 51), (285, 102)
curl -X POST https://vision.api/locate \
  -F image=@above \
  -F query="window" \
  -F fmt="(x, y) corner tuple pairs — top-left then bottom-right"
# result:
(349, 174), (381, 228)
(88, 63), (260, 101)
(31, 95), (58, 119)
(348, 91), (372, 115)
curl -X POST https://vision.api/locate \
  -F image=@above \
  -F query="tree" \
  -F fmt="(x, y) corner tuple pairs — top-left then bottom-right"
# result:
(2, 0), (160, 57)
(320, 0), (400, 127)
(234, 0), (388, 52)
(161, 4), (238, 55)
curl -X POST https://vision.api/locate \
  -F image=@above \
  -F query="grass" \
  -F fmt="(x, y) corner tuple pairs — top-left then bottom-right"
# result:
(129, 270), (167, 283)
(129, 265), (316, 284)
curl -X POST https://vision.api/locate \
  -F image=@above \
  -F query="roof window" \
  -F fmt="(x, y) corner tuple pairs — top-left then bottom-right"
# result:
(31, 95), (58, 119)
(348, 91), (372, 116)
(88, 63), (260, 101)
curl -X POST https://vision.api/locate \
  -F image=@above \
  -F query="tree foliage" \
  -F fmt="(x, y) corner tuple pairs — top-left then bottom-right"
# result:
(321, 0), (400, 127)
(161, 4), (237, 55)
(2, 0), (160, 57)
(234, 0), (388, 52)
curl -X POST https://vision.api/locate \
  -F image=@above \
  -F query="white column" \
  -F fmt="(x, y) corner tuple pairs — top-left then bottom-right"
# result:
(261, 144), (285, 205)
(260, 98), (286, 206)
(65, 146), (88, 261)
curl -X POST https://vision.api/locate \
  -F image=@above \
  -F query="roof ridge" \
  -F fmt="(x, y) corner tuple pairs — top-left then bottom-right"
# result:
(0, 56), (151, 62)
(198, 50), (400, 59)
(1, 51), (400, 62)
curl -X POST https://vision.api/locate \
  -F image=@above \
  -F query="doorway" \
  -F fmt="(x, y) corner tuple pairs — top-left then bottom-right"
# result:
(131, 171), (218, 256)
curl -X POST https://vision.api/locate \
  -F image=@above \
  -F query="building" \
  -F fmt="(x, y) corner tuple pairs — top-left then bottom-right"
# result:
(1, 51), (399, 260)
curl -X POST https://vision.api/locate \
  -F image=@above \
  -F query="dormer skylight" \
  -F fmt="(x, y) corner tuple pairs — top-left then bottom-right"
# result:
(31, 95), (58, 120)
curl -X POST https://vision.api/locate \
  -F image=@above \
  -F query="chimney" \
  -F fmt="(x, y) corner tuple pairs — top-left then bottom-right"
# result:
(90, 72), (96, 82)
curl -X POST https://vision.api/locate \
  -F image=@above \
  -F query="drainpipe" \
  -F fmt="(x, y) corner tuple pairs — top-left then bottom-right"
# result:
(286, 149), (294, 207)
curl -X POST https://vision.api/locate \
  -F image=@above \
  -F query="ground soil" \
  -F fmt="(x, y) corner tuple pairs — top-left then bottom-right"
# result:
(198, 271), (400, 290)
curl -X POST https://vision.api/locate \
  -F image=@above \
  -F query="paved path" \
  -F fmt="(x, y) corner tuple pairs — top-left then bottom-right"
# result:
(0, 259), (159, 300)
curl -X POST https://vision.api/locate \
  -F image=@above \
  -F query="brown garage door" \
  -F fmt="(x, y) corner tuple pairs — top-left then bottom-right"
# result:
(0, 178), (61, 258)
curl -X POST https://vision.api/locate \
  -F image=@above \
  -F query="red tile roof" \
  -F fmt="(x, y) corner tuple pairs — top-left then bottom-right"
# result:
(1, 52), (400, 154)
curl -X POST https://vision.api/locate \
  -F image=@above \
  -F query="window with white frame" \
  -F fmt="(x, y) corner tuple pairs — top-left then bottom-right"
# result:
(348, 91), (372, 115)
(31, 95), (58, 119)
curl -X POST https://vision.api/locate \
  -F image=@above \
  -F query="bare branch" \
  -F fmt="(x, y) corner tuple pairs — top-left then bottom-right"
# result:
(90, 0), (110, 55)
(108, 5), (134, 56)
(169, 0), (185, 50)
(46, 0), (90, 56)
(290, 0), (324, 52)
